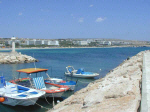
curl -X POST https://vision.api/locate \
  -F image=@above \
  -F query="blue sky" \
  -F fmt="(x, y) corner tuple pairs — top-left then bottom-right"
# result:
(0, 0), (150, 41)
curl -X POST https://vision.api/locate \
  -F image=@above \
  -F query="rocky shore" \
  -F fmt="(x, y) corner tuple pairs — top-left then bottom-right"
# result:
(50, 50), (149, 112)
(0, 52), (38, 64)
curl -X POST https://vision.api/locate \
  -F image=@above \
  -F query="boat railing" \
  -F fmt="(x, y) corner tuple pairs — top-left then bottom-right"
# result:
(33, 77), (46, 89)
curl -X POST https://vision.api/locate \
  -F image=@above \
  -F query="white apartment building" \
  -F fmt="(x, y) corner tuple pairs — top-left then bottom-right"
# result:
(26, 40), (36, 45)
(98, 41), (111, 45)
(48, 40), (59, 45)
(73, 40), (88, 45)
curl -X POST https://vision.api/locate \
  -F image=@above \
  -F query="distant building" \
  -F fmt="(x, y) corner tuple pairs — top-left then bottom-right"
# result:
(111, 41), (121, 45)
(74, 40), (88, 45)
(98, 41), (105, 45)
(111, 41), (130, 45)
(98, 41), (111, 45)
(5, 40), (21, 45)
(48, 40), (59, 45)
(15, 40), (21, 45)
(104, 41), (111, 45)
(5, 40), (12, 45)
(26, 40), (36, 45)
(35, 40), (42, 45)
(72, 40), (78, 45)
(87, 39), (95, 43)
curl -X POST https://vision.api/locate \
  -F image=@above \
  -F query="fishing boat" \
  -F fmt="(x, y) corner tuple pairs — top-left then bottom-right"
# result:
(65, 66), (99, 78)
(0, 76), (45, 106)
(9, 68), (69, 98)
(44, 78), (77, 91)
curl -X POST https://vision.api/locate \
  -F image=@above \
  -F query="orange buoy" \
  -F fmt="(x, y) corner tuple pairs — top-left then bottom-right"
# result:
(0, 97), (5, 102)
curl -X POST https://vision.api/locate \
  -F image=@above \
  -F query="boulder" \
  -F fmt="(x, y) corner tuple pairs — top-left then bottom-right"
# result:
(10, 55), (16, 60)
(50, 51), (146, 112)
(0, 52), (38, 64)
(17, 56), (26, 62)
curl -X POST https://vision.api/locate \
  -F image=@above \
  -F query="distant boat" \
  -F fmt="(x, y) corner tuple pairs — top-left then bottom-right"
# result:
(9, 68), (69, 98)
(0, 76), (45, 106)
(65, 66), (99, 78)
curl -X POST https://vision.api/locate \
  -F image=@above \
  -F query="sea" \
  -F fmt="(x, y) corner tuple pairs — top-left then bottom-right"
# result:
(0, 47), (150, 112)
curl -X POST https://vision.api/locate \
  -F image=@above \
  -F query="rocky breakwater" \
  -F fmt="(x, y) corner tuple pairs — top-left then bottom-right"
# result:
(0, 52), (38, 64)
(50, 50), (149, 112)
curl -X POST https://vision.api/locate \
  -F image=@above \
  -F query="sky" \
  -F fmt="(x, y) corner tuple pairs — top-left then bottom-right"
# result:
(0, 0), (150, 41)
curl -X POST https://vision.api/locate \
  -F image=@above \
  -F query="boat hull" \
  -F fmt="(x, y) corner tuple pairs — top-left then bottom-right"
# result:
(65, 73), (99, 78)
(2, 97), (38, 106)
(0, 81), (45, 106)
(65, 66), (99, 78)
(66, 85), (75, 91)
(42, 91), (64, 98)
(45, 79), (76, 91)
(43, 82), (69, 97)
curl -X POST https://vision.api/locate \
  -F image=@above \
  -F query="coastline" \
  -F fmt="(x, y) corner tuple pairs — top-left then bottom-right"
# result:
(49, 50), (149, 112)
(0, 45), (150, 51)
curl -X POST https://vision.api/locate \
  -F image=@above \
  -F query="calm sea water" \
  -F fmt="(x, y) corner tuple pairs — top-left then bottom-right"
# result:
(0, 47), (150, 112)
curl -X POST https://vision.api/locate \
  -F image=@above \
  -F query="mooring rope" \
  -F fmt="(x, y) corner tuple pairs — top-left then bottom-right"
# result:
(28, 97), (51, 110)
(52, 92), (55, 109)
(44, 94), (50, 104)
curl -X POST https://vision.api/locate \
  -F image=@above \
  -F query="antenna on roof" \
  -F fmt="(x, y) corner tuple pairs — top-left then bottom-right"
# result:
(33, 53), (37, 70)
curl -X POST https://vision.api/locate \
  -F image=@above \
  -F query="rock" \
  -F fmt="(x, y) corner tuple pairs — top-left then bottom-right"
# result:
(49, 50), (147, 112)
(17, 56), (26, 62)
(10, 55), (16, 60)
(0, 52), (38, 64)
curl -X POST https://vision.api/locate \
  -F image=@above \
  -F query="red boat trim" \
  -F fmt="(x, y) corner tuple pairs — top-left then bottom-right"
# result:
(9, 78), (70, 94)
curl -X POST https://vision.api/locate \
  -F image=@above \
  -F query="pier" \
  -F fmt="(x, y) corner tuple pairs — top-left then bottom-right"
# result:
(141, 52), (150, 112)
(50, 50), (148, 112)
(0, 52), (38, 64)
(0, 36), (38, 64)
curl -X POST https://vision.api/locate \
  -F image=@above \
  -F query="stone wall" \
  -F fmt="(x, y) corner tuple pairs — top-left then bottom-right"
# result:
(0, 52), (38, 64)
(49, 50), (149, 112)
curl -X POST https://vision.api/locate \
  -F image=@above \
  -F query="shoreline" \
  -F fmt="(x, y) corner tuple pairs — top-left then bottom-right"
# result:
(0, 45), (149, 51)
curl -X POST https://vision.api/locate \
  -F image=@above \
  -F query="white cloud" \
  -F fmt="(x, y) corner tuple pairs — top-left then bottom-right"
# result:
(78, 18), (84, 23)
(95, 17), (106, 22)
(18, 12), (23, 16)
(89, 4), (93, 7)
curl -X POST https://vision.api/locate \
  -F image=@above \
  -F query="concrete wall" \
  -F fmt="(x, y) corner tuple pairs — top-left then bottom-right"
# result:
(141, 52), (150, 112)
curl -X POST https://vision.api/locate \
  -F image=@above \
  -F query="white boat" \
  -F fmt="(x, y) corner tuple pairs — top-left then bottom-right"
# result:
(10, 68), (70, 98)
(65, 66), (99, 78)
(0, 76), (45, 106)
(44, 78), (77, 91)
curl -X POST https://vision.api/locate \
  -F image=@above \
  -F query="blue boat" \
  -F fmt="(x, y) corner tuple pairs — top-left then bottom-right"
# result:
(65, 66), (99, 78)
